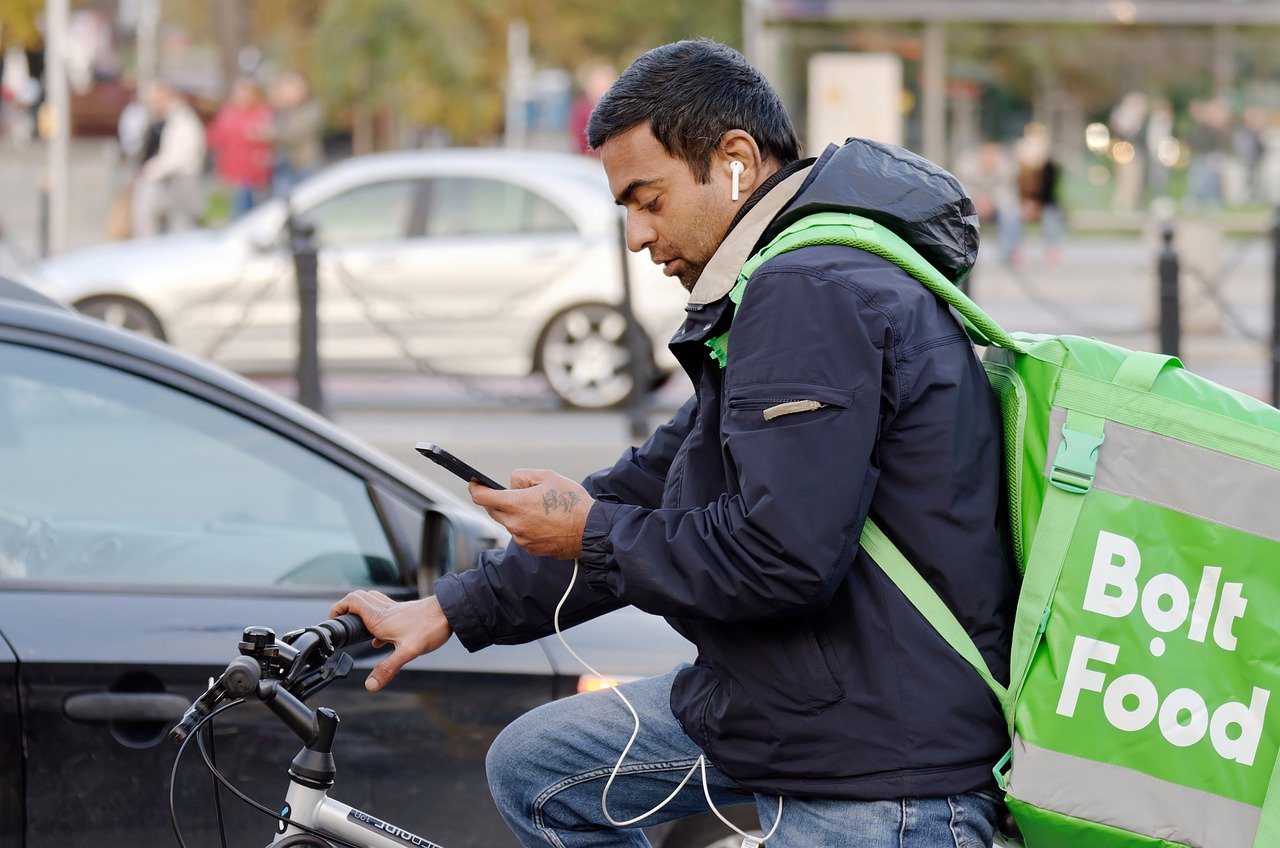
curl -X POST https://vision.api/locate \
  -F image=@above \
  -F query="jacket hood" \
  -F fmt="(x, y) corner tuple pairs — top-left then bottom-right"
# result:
(769, 138), (980, 282)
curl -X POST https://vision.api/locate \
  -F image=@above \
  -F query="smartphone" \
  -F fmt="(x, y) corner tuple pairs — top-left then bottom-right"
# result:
(415, 443), (506, 490)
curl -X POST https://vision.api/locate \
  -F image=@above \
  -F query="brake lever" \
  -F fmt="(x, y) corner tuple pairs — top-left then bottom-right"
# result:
(281, 626), (335, 687)
(290, 651), (355, 702)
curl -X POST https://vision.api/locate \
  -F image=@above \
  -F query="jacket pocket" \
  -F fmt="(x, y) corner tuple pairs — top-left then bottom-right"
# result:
(726, 381), (854, 428)
(705, 617), (846, 714)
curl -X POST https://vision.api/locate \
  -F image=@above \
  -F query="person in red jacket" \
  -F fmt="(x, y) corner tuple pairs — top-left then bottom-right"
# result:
(207, 77), (273, 218)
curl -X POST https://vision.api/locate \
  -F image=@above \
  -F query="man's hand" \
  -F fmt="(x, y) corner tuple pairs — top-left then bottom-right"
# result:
(470, 469), (593, 559)
(329, 591), (453, 692)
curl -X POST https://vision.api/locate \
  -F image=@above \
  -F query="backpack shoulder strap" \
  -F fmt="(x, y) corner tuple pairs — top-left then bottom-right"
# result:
(709, 210), (1015, 706)
(861, 520), (1008, 703)
(706, 211), (1028, 368)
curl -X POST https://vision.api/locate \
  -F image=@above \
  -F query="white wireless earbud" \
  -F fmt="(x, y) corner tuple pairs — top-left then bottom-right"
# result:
(730, 160), (744, 201)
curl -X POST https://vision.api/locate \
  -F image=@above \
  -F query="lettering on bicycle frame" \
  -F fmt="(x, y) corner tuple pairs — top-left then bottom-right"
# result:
(347, 809), (445, 848)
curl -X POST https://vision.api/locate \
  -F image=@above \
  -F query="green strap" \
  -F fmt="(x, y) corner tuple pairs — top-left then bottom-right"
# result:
(1113, 350), (1180, 392)
(1252, 750), (1280, 846)
(706, 212), (1029, 367)
(860, 520), (1008, 703)
(1005, 406), (1104, 732)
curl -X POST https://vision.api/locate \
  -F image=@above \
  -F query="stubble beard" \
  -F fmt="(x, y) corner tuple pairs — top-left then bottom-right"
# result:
(676, 262), (707, 292)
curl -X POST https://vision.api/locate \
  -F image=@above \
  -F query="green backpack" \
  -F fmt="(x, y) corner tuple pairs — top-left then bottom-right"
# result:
(712, 210), (1280, 848)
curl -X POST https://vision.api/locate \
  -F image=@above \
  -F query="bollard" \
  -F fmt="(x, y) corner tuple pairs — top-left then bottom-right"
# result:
(1271, 208), (1280, 408)
(38, 174), (50, 259)
(287, 205), (325, 416)
(616, 213), (652, 441)
(1158, 221), (1181, 360)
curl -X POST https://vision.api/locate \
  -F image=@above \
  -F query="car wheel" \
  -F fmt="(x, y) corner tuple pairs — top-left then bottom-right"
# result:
(658, 807), (763, 848)
(537, 303), (650, 410)
(74, 295), (166, 340)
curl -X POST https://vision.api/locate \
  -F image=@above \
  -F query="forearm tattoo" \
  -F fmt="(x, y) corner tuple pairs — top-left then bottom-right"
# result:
(541, 489), (581, 515)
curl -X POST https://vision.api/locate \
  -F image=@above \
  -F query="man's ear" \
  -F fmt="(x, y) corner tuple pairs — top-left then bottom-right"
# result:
(716, 130), (765, 198)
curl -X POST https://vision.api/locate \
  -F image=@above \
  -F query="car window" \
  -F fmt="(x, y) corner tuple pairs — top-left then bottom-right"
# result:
(0, 343), (401, 589)
(426, 177), (576, 237)
(300, 179), (419, 245)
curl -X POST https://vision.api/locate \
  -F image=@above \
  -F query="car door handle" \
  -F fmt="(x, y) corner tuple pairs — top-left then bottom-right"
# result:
(64, 692), (190, 723)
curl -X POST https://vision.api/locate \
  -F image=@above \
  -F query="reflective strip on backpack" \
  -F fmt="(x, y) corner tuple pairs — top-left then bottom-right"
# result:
(1007, 735), (1261, 848)
(1046, 408), (1280, 545)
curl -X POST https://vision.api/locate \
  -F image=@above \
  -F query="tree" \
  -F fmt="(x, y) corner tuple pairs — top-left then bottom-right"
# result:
(0, 0), (43, 51)
(293, 0), (740, 148)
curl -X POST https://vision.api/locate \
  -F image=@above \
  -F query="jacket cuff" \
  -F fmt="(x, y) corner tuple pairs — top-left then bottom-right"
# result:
(580, 499), (635, 571)
(433, 571), (493, 653)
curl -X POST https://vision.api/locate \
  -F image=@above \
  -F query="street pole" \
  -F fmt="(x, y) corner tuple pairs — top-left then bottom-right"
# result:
(505, 20), (530, 149)
(1270, 207), (1280, 407)
(617, 214), (652, 441)
(922, 20), (948, 166)
(288, 204), (325, 416)
(1158, 222), (1181, 360)
(44, 0), (71, 256)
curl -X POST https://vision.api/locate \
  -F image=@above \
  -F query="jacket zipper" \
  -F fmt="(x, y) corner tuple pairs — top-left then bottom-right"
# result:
(728, 397), (822, 409)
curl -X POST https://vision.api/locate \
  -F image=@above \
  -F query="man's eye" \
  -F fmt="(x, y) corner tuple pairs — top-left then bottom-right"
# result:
(643, 199), (660, 213)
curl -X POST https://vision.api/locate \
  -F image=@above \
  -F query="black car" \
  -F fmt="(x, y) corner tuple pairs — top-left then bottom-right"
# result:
(0, 282), (757, 848)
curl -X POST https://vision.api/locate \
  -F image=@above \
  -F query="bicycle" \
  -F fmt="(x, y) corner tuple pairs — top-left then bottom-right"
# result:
(169, 614), (445, 848)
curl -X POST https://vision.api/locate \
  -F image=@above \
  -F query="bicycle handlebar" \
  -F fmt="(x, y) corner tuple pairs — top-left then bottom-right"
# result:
(169, 615), (372, 745)
(317, 613), (372, 650)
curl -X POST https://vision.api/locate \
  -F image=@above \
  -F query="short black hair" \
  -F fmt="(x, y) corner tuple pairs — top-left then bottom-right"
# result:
(587, 39), (800, 182)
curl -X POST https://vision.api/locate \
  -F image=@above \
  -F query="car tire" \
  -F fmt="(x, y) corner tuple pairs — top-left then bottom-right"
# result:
(74, 294), (167, 340)
(659, 807), (764, 848)
(536, 303), (653, 410)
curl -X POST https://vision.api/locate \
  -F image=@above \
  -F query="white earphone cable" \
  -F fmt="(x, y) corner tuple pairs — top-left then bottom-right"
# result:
(554, 559), (783, 843)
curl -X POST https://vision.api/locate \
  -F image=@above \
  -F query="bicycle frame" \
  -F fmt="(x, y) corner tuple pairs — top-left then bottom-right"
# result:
(276, 781), (445, 848)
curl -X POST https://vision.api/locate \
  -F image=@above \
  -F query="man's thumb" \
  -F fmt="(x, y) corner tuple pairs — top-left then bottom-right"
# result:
(366, 647), (412, 692)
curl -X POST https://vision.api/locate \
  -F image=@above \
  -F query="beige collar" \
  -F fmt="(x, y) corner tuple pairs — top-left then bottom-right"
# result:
(686, 165), (814, 306)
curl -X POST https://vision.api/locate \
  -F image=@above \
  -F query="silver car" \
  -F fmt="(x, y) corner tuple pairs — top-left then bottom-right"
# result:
(27, 149), (688, 409)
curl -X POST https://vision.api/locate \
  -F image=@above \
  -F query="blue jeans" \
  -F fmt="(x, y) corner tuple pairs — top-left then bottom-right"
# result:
(486, 668), (1001, 847)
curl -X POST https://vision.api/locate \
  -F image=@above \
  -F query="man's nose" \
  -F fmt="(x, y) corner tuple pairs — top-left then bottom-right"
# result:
(624, 214), (656, 254)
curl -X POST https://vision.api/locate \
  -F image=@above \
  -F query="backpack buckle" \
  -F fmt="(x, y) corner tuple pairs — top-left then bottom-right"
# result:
(1049, 426), (1105, 494)
(992, 746), (1013, 791)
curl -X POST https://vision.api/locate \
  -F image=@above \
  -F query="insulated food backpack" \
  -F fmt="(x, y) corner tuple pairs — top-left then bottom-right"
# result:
(712, 210), (1280, 848)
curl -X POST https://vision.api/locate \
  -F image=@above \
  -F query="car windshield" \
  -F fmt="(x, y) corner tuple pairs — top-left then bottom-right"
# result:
(0, 343), (400, 589)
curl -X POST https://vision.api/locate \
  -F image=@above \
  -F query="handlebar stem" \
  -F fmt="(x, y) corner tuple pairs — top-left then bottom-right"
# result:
(259, 679), (320, 747)
(289, 708), (340, 790)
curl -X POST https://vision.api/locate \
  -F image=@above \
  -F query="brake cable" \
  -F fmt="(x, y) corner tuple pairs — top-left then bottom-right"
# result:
(170, 699), (243, 848)
(203, 716), (229, 848)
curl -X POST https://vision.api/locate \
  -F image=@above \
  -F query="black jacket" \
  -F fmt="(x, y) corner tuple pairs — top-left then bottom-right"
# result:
(435, 139), (1015, 801)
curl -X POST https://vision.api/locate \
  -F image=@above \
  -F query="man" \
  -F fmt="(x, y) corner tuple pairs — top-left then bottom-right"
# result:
(132, 82), (205, 238)
(334, 40), (1014, 847)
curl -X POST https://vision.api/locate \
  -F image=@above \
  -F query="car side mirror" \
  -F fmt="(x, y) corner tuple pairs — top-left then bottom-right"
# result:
(419, 508), (502, 597)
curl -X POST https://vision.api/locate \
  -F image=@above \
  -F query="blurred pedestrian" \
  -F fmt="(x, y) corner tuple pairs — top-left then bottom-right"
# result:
(1015, 122), (1064, 268)
(1186, 97), (1230, 210)
(1233, 106), (1267, 205)
(567, 60), (614, 156)
(269, 71), (324, 197)
(131, 82), (205, 238)
(956, 140), (1020, 268)
(107, 91), (149, 240)
(207, 77), (273, 218)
